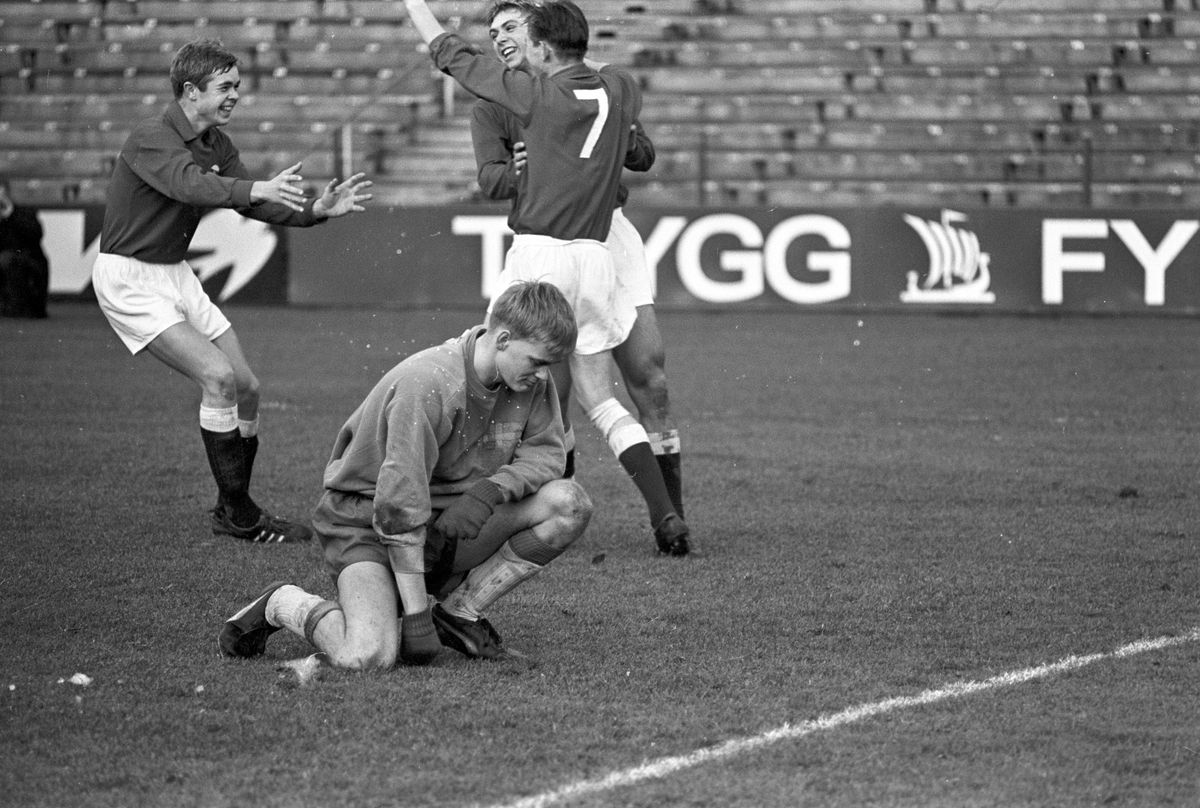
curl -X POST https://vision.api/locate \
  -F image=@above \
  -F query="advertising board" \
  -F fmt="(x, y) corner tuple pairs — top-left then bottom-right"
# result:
(41, 205), (1200, 314)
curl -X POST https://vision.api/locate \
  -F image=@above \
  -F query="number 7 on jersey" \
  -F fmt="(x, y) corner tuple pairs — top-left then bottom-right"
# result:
(573, 88), (610, 159)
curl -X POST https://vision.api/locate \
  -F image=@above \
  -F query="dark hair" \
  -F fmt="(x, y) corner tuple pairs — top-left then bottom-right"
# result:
(527, 0), (588, 62)
(490, 281), (577, 359)
(170, 39), (238, 99)
(485, 0), (538, 25)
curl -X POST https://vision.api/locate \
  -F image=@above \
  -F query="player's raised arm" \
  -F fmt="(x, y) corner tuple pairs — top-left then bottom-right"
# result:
(402, 0), (446, 44)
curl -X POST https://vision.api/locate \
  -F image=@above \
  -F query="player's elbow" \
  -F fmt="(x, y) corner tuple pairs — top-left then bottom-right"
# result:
(476, 175), (510, 201)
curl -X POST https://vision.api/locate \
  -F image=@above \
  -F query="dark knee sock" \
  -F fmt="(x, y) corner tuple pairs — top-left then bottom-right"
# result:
(242, 433), (259, 482)
(617, 442), (677, 528)
(241, 433), (260, 505)
(655, 452), (684, 519)
(649, 430), (684, 519)
(509, 527), (563, 565)
(200, 427), (259, 526)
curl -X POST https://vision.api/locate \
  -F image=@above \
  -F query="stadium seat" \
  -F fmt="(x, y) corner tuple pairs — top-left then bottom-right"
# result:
(5, 0), (1200, 207)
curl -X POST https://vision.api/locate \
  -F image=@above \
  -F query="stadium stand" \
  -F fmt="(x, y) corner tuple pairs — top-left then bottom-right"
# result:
(1, 0), (1199, 207)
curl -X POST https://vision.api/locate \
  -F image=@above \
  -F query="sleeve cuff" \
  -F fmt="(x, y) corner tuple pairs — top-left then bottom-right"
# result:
(230, 178), (254, 207)
(380, 524), (427, 574)
(468, 478), (504, 506)
(387, 542), (427, 575)
(430, 32), (452, 67)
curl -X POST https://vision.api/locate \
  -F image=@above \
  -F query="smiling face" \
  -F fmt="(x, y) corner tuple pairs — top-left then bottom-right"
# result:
(489, 8), (532, 70)
(187, 66), (240, 131)
(494, 335), (559, 393)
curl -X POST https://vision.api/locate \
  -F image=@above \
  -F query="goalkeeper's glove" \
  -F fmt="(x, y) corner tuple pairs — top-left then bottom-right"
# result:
(434, 479), (503, 541)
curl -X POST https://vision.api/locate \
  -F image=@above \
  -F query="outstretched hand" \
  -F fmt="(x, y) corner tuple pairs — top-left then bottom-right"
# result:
(252, 161), (308, 212)
(313, 173), (373, 219)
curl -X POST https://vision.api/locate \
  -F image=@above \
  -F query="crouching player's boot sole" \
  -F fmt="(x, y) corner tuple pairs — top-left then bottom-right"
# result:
(219, 581), (288, 658)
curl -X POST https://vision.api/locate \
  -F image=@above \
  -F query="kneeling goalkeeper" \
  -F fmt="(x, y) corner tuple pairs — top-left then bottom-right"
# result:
(218, 281), (591, 668)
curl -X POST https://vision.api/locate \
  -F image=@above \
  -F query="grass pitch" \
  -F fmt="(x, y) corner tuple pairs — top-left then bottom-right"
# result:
(2, 303), (1199, 807)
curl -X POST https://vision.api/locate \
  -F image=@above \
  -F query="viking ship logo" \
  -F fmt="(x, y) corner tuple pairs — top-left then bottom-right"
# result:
(900, 209), (995, 303)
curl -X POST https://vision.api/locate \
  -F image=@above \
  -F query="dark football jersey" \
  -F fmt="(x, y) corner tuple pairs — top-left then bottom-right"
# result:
(432, 34), (641, 241)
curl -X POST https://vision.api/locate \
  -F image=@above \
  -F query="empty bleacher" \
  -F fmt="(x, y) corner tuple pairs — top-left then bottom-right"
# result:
(2, 0), (1200, 207)
(585, 0), (1200, 207)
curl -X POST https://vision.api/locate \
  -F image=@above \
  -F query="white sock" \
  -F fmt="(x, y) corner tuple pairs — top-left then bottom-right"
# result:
(199, 404), (238, 433)
(586, 398), (649, 458)
(266, 585), (327, 636)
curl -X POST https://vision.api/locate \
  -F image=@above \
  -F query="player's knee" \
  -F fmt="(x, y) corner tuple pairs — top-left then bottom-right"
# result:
(623, 350), (667, 391)
(238, 374), (261, 409)
(558, 479), (593, 526)
(329, 635), (397, 672)
(539, 479), (592, 546)
(200, 362), (239, 403)
(642, 372), (670, 413)
(637, 365), (669, 406)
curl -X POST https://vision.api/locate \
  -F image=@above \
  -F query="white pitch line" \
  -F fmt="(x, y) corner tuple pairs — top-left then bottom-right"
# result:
(479, 628), (1200, 808)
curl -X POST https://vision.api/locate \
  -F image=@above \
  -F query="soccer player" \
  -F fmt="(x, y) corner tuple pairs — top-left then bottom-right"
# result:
(473, 0), (687, 526)
(401, 0), (691, 556)
(219, 281), (591, 668)
(92, 39), (373, 544)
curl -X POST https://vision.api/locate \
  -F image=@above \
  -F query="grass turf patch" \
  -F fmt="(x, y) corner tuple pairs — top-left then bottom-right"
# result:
(2, 303), (1199, 807)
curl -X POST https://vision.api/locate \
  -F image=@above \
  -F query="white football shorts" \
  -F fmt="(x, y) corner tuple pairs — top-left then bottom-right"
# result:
(92, 253), (231, 354)
(494, 234), (637, 355)
(606, 207), (655, 309)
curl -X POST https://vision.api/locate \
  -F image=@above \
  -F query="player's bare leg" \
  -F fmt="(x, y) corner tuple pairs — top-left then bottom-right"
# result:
(612, 304), (684, 518)
(439, 478), (593, 611)
(308, 562), (399, 669)
(570, 350), (690, 555)
(612, 306), (669, 430)
(146, 322), (309, 542)
(432, 480), (590, 659)
(147, 322), (258, 524)
(549, 361), (576, 477)
(212, 327), (261, 425)
(211, 328), (275, 525)
(219, 562), (400, 671)
(145, 320), (243, 410)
